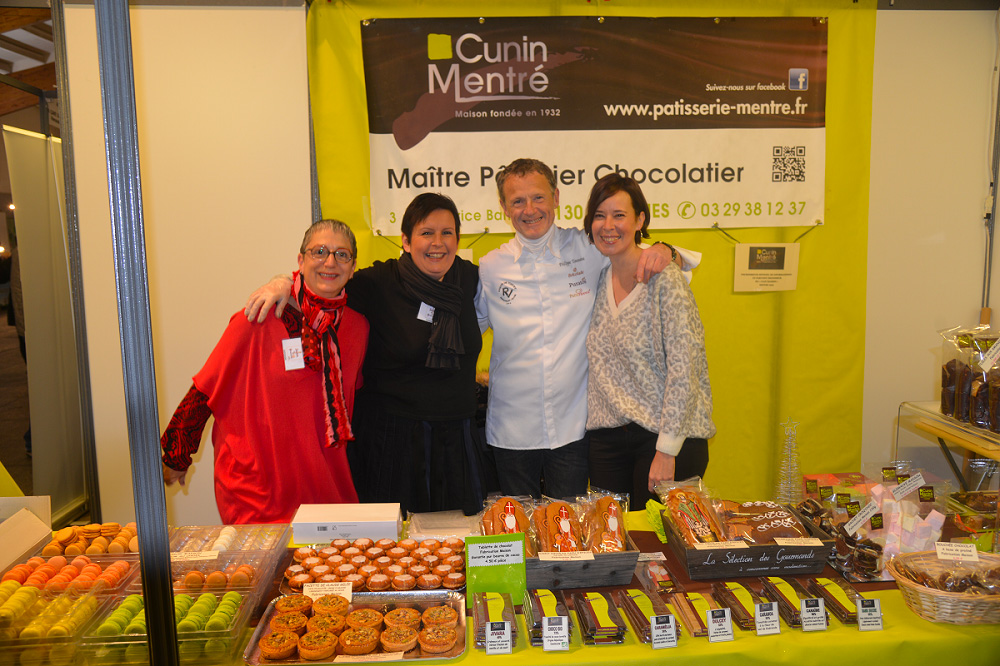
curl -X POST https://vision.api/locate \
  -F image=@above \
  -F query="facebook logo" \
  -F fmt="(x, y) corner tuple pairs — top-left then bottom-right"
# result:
(789, 68), (809, 91)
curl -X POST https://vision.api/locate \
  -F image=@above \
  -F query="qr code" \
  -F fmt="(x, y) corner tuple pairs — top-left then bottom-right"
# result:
(772, 146), (805, 182)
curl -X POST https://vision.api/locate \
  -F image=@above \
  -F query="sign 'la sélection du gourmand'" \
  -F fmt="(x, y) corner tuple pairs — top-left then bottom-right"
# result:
(360, 16), (828, 235)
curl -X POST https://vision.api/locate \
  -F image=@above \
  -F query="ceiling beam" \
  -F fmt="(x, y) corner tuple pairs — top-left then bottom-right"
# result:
(0, 8), (49, 34)
(0, 62), (55, 117)
(23, 22), (52, 42)
(0, 35), (48, 62)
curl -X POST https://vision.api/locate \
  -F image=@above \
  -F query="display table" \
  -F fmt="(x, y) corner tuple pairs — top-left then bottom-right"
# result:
(227, 525), (1000, 665)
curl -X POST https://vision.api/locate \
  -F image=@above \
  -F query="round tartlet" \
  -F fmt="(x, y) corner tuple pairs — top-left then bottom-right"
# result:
(258, 630), (298, 660)
(293, 547), (317, 563)
(288, 573), (313, 591)
(384, 607), (421, 631)
(416, 574), (442, 590)
(421, 605), (458, 629)
(380, 625), (418, 653)
(342, 574), (365, 591)
(274, 594), (313, 616)
(307, 613), (346, 635)
(443, 555), (465, 571)
(442, 572), (466, 589)
(311, 594), (349, 617)
(391, 574), (416, 591)
(339, 626), (379, 655)
(366, 574), (391, 592)
(345, 608), (384, 631)
(269, 611), (308, 636)
(418, 625), (458, 654)
(298, 629), (338, 660)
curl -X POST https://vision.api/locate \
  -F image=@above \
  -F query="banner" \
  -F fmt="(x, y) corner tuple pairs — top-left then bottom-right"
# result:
(361, 16), (827, 234)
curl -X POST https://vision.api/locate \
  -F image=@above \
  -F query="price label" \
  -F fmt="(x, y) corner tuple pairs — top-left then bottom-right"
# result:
(542, 615), (569, 651)
(170, 551), (219, 562)
(844, 500), (880, 535)
(800, 598), (827, 632)
(706, 608), (734, 643)
(692, 541), (750, 551)
(485, 621), (512, 654)
(537, 551), (594, 562)
(651, 615), (677, 649)
(856, 598), (883, 632)
(302, 581), (352, 602)
(935, 541), (980, 563)
(891, 472), (926, 501)
(755, 602), (781, 636)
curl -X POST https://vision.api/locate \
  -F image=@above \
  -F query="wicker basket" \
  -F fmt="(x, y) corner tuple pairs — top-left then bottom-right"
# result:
(888, 551), (1000, 624)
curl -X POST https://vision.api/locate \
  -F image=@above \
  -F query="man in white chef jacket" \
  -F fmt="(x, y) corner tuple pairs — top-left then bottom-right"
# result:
(476, 158), (700, 499)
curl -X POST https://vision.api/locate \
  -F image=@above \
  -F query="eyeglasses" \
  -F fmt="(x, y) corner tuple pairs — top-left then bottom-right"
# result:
(305, 246), (354, 264)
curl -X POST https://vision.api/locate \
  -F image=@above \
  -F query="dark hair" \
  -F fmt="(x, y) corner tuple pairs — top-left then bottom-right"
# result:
(300, 219), (357, 258)
(400, 192), (461, 240)
(583, 173), (651, 244)
(495, 158), (556, 204)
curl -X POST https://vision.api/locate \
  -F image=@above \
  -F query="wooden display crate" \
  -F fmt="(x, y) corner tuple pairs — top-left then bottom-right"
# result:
(525, 532), (640, 589)
(661, 506), (834, 580)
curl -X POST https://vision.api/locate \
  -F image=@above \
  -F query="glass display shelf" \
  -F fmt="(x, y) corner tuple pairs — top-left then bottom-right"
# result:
(894, 401), (1000, 492)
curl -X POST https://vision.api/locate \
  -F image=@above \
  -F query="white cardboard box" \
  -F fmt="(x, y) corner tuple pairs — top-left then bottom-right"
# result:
(291, 503), (401, 545)
(0, 497), (52, 571)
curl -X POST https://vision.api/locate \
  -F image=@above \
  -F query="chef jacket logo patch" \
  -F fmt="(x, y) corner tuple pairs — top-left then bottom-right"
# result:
(498, 281), (517, 304)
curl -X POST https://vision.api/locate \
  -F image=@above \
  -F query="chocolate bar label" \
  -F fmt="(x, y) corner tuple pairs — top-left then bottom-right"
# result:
(755, 602), (781, 636)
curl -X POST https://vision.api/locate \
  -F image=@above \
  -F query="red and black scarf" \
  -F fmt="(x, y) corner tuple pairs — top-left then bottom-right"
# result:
(292, 271), (353, 447)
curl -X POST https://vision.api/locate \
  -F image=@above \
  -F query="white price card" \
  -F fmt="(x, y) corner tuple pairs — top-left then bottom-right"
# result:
(692, 540), (750, 551)
(755, 602), (781, 636)
(542, 615), (569, 651)
(935, 541), (980, 563)
(537, 551), (594, 562)
(844, 500), (880, 536)
(485, 621), (512, 654)
(891, 472), (926, 501)
(706, 608), (734, 643)
(170, 551), (219, 562)
(651, 615), (678, 649)
(856, 598), (883, 632)
(302, 581), (352, 602)
(800, 598), (827, 632)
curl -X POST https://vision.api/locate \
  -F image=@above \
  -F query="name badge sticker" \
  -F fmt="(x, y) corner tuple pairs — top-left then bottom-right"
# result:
(417, 302), (435, 323)
(282, 338), (305, 370)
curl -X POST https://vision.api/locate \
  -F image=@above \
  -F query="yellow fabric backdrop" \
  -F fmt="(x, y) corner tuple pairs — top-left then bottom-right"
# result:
(307, 1), (875, 500)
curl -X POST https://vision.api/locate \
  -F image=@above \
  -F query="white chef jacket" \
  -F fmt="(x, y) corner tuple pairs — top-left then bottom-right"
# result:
(476, 225), (699, 451)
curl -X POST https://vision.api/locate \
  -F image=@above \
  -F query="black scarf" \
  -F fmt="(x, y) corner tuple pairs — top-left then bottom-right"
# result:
(396, 253), (465, 369)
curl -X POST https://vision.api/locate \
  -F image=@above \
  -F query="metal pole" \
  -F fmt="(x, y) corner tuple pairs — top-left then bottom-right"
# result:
(50, 0), (102, 524)
(92, 3), (177, 666)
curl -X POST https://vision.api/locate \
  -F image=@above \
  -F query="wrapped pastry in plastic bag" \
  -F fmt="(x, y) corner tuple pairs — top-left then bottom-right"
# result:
(970, 333), (999, 429)
(714, 499), (810, 545)
(655, 478), (725, 546)
(579, 489), (629, 553)
(479, 496), (537, 557)
(532, 499), (583, 553)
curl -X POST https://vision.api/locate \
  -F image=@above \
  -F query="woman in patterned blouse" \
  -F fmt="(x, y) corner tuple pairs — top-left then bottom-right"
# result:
(582, 174), (715, 505)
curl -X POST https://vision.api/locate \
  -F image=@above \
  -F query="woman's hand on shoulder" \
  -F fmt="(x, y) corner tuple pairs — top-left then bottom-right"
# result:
(244, 274), (293, 322)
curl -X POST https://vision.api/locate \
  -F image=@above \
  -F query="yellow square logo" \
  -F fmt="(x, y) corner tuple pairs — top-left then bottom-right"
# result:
(427, 33), (452, 60)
